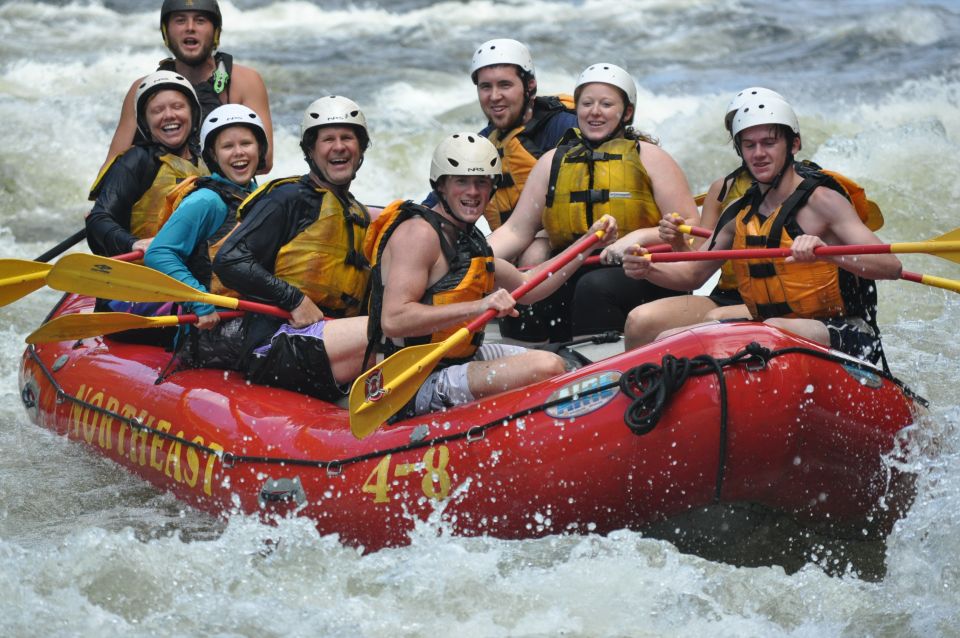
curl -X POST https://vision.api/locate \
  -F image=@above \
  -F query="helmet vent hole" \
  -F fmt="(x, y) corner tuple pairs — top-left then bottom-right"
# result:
(448, 158), (459, 167)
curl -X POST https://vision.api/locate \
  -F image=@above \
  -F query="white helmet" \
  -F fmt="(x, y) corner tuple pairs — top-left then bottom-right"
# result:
(429, 132), (502, 187)
(575, 63), (637, 122)
(134, 70), (201, 141)
(724, 87), (785, 133)
(730, 95), (800, 139)
(200, 104), (268, 171)
(470, 38), (535, 84)
(300, 95), (369, 146)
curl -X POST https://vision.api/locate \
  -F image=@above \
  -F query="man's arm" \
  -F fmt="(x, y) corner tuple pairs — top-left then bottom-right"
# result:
(231, 64), (274, 173)
(212, 197), (303, 310)
(99, 77), (143, 175)
(487, 148), (555, 261)
(791, 188), (902, 279)
(495, 215), (617, 302)
(623, 216), (732, 291)
(380, 219), (517, 339)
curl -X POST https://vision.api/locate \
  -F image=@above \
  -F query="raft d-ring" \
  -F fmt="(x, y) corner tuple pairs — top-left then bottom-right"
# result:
(326, 462), (342, 477)
(220, 452), (236, 469)
(20, 384), (36, 409)
(466, 426), (485, 443)
(55, 388), (66, 404)
(746, 356), (768, 372)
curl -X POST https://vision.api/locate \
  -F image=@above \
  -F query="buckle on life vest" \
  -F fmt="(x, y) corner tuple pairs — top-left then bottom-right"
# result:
(570, 189), (610, 204)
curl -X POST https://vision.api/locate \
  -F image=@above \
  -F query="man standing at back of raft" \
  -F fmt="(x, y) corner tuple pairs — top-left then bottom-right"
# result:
(622, 95), (901, 366)
(101, 0), (274, 173)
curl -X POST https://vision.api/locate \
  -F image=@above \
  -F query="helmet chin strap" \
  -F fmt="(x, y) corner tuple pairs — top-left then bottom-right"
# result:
(433, 189), (475, 228)
(749, 153), (795, 208)
(502, 71), (535, 133)
(306, 156), (361, 195)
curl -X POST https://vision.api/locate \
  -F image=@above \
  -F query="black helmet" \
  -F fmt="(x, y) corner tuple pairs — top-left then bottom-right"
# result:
(160, 0), (222, 47)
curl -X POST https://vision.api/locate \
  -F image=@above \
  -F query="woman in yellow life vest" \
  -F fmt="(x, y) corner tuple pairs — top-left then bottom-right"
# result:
(86, 70), (208, 257)
(623, 95), (901, 366)
(489, 63), (699, 343)
(197, 96), (373, 401)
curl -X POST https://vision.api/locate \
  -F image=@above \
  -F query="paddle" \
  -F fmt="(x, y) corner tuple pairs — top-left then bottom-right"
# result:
(349, 228), (607, 439)
(35, 228), (87, 263)
(674, 224), (960, 295)
(26, 310), (245, 344)
(45, 253), (291, 319)
(640, 228), (960, 264)
(0, 250), (142, 308)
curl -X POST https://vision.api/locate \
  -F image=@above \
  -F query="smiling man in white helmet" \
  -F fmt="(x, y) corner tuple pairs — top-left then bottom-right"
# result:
(366, 132), (614, 419)
(623, 94), (901, 368)
(101, 0), (273, 174)
(188, 96), (373, 400)
(467, 38), (577, 231)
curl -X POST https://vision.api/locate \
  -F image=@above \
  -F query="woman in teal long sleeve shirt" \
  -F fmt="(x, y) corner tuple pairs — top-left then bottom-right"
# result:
(145, 104), (267, 329)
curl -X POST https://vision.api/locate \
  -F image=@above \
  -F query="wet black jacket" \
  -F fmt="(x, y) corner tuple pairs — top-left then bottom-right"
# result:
(85, 145), (162, 256)
(213, 175), (328, 312)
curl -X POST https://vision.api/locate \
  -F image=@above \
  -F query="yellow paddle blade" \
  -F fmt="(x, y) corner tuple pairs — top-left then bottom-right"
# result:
(915, 273), (960, 294)
(890, 238), (960, 264)
(46, 253), (238, 307)
(26, 312), (181, 344)
(349, 328), (473, 439)
(0, 259), (52, 307)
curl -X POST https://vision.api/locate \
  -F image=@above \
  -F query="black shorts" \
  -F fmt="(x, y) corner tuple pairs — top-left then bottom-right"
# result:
(707, 285), (743, 307)
(820, 317), (883, 364)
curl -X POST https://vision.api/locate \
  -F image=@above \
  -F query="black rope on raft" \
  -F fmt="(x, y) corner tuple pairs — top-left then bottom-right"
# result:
(618, 342), (775, 501)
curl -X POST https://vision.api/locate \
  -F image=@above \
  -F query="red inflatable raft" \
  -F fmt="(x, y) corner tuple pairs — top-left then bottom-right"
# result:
(19, 294), (925, 551)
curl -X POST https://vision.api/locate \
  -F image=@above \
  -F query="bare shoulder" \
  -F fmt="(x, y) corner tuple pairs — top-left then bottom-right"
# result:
(230, 62), (265, 82)
(387, 217), (441, 260)
(230, 63), (268, 98)
(638, 140), (681, 170)
(807, 185), (858, 218)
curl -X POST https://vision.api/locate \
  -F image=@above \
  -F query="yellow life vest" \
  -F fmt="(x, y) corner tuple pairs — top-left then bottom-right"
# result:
(543, 131), (662, 250)
(714, 162), (884, 293)
(243, 177), (371, 316)
(484, 94), (575, 230)
(367, 200), (495, 362)
(728, 172), (876, 321)
(732, 207), (847, 319)
(88, 149), (208, 239)
(715, 169), (754, 292)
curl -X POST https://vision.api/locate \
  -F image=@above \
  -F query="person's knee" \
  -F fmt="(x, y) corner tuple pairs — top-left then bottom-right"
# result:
(527, 351), (566, 382)
(625, 304), (658, 345)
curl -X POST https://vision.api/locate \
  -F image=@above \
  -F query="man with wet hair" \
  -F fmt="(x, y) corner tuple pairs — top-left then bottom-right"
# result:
(101, 0), (273, 173)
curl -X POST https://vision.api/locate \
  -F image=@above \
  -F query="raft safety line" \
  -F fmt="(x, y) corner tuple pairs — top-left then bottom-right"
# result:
(25, 341), (926, 480)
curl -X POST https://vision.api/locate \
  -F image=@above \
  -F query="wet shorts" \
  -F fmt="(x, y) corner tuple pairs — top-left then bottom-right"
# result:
(820, 316), (882, 364)
(706, 286), (744, 307)
(413, 343), (528, 415)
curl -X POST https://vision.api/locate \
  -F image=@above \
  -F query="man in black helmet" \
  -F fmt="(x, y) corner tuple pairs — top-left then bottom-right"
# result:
(101, 0), (273, 173)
